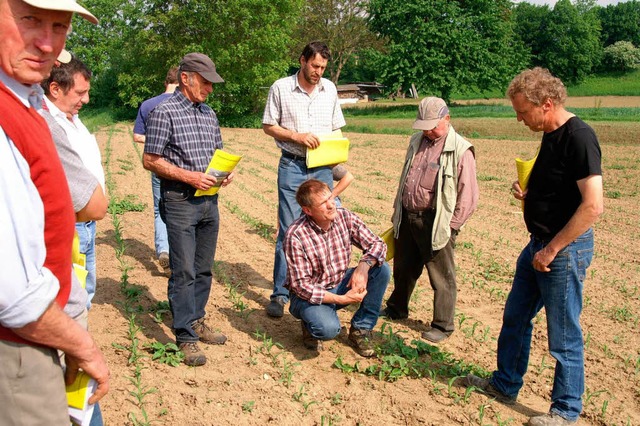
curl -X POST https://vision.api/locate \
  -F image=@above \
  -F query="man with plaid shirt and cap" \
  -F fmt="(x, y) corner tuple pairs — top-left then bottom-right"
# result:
(381, 97), (478, 344)
(143, 52), (233, 366)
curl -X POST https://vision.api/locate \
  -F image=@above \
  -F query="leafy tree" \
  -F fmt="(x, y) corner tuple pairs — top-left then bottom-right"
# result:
(293, 0), (380, 83)
(598, 0), (640, 47)
(68, 0), (303, 122)
(537, 0), (602, 84)
(601, 41), (640, 72)
(367, 0), (527, 102)
(512, 2), (552, 66)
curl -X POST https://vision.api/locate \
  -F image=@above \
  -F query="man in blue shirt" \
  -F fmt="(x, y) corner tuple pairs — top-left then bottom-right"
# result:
(133, 66), (178, 270)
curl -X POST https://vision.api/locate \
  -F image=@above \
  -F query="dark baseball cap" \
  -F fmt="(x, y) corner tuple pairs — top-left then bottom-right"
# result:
(179, 53), (224, 83)
(413, 97), (449, 131)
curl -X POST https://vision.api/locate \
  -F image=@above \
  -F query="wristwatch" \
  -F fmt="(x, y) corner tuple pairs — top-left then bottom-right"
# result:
(361, 258), (375, 268)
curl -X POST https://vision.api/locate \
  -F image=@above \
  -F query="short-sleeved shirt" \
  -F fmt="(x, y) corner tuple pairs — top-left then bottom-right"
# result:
(262, 73), (346, 157)
(133, 92), (172, 135)
(144, 90), (223, 172)
(284, 208), (387, 304)
(525, 116), (602, 240)
(332, 163), (348, 181)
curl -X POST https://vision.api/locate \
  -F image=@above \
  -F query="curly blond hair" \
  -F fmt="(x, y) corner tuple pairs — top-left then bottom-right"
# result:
(507, 67), (567, 106)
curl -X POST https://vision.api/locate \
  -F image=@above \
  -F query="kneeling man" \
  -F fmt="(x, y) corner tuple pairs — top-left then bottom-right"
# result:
(284, 179), (390, 357)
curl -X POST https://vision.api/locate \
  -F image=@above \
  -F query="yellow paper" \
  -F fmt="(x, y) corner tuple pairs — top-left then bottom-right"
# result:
(306, 131), (349, 168)
(515, 146), (540, 211)
(195, 150), (242, 197)
(380, 226), (395, 261)
(72, 231), (88, 288)
(66, 371), (92, 410)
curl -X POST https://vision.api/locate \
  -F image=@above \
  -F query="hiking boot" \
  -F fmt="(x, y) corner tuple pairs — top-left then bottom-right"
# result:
(461, 374), (517, 405)
(266, 296), (286, 318)
(158, 252), (170, 270)
(527, 413), (577, 426)
(179, 342), (206, 366)
(348, 327), (375, 358)
(421, 327), (450, 343)
(378, 307), (408, 320)
(301, 322), (323, 351)
(192, 318), (227, 345)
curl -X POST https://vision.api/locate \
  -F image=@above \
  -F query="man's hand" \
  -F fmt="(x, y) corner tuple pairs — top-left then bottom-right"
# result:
(189, 171), (217, 191)
(221, 171), (235, 187)
(295, 132), (321, 149)
(64, 346), (110, 404)
(340, 287), (367, 305)
(349, 262), (370, 293)
(511, 180), (527, 200)
(533, 245), (558, 272)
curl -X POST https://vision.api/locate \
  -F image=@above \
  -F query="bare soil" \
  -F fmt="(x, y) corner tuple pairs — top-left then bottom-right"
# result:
(90, 115), (639, 426)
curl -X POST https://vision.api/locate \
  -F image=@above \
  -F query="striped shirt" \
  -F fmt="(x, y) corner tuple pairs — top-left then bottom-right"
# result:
(284, 208), (386, 304)
(262, 73), (346, 157)
(144, 90), (223, 172)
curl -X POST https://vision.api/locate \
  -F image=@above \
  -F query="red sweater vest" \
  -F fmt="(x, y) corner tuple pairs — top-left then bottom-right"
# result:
(0, 81), (75, 344)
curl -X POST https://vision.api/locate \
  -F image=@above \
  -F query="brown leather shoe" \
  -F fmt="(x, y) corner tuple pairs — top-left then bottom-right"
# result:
(301, 322), (323, 351)
(178, 342), (206, 366)
(192, 318), (227, 345)
(348, 327), (375, 358)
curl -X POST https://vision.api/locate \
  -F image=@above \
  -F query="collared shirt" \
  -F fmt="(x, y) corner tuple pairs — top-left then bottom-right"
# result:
(0, 70), (59, 328)
(262, 73), (346, 157)
(402, 133), (477, 229)
(43, 97), (105, 190)
(145, 90), (223, 172)
(284, 208), (386, 304)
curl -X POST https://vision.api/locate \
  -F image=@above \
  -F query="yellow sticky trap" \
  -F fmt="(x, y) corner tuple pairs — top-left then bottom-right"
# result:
(380, 226), (395, 261)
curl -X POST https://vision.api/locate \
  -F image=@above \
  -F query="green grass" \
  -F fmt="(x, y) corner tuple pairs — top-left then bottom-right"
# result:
(82, 107), (120, 133)
(568, 70), (640, 96)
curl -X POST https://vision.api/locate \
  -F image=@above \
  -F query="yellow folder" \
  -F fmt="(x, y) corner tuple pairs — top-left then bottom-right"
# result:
(515, 145), (540, 211)
(380, 226), (395, 261)
(306, 131), (349, 168)
(195, 150), (242, 197)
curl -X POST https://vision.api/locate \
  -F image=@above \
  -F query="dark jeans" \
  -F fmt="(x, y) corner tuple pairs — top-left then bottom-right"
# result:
(491, 229), (594, 421)
(386, 209), (458, 332)
(160, 180), (219, 343)
(289, 263), (391, 339)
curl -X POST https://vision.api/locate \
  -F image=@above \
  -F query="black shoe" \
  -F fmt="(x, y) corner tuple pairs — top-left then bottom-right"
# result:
(461, 374), (516, 405)
(421, 328), (450, 343)
(266, 297), (286, 318)
(378, 307), (408, 320)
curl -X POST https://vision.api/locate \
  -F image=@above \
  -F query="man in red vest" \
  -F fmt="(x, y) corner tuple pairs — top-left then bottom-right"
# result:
(0, 0), (109, 423)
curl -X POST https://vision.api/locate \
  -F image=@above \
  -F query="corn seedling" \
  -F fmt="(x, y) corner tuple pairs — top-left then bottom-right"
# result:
(241, 400), (255, 413)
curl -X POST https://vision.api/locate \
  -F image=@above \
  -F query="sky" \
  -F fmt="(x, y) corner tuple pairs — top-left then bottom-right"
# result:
(514, 0), (628, 5)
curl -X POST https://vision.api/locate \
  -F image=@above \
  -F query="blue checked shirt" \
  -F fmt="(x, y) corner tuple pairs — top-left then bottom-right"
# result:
(284, 208), (387, 304)
(262, 73), (346, 157)
(144, 90), (223, 172)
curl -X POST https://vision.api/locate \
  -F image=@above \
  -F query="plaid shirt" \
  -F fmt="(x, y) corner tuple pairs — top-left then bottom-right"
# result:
(262, 73), (346, 157)
(144, 90), (223, 172)
(284, 208), (386, 304)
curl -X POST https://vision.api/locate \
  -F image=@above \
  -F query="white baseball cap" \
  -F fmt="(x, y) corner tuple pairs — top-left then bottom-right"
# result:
(22, 0), (98, 24)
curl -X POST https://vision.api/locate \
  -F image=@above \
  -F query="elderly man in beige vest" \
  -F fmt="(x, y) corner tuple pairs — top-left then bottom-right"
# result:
(381, 97), (478, 343)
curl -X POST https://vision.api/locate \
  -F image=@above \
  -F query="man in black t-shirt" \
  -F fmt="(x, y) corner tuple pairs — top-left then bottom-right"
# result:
(463, 68), (603, 426)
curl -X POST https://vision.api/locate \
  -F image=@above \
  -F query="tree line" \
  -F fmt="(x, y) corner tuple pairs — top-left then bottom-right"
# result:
(67, 0), (640, 122)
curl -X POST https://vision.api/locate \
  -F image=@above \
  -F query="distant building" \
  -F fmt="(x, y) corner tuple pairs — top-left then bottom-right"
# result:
(337, 82), (384, 104)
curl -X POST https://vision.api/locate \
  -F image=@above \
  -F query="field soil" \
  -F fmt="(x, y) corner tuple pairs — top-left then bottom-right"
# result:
(90, 116), (639, 425)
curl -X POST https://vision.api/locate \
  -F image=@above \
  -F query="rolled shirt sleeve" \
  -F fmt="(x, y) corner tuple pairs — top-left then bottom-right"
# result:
(0, 131), (59, 328)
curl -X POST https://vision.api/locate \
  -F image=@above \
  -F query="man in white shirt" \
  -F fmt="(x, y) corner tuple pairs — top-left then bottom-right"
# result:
(42, 56), (105, 309)
(0, 0), (109, 423)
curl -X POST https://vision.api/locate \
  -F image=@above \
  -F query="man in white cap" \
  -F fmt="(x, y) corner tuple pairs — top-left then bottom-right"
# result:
(143, 52), (233, 366)
(0, 0), (108, 424)
(381, 97), (478, 343)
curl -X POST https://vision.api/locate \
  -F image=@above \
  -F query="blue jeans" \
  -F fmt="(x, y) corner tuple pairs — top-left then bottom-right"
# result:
(271, 155), (332, 302)
(160, 183), (219, 343)
(289, 263), (391, 339)
(76, 220), (97, 309)
(491, 229), (594, 421)
(152, 173), (169, 257)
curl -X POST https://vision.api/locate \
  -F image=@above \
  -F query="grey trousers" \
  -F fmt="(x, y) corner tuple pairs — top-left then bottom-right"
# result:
(386, 209), (458, 333)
